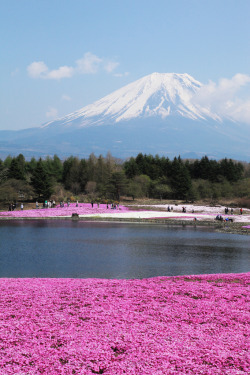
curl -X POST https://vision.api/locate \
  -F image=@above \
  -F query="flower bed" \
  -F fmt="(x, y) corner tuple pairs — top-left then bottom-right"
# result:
(0, 274), (249, 374)
(0, 203), (129, 218)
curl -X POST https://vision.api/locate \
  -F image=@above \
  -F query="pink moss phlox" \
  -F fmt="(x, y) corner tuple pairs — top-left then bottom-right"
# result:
(0, 273), (249, 374)
(0, 203), (129, 218)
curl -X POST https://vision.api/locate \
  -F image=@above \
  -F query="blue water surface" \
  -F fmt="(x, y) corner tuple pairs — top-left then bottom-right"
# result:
(0, 220), (249, 278)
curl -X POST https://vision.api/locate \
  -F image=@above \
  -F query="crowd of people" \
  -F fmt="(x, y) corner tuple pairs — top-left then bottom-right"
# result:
(7, 201), (244, 219)
(36, 200), (56, 209)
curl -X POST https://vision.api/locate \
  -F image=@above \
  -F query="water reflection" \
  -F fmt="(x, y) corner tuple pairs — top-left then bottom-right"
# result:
(0, 220), (249, 278)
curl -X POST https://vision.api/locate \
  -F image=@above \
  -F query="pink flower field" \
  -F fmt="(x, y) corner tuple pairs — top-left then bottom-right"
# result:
(0, 274), (249, 374)
(0, 203), (129, 218)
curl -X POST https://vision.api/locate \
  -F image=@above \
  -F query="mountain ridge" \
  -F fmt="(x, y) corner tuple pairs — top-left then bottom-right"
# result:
(0, 72), (249, 161)
(41, 72), (220, 130)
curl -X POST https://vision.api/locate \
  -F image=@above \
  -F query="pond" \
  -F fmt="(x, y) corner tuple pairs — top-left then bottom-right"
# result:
(0, 220), (249, 278)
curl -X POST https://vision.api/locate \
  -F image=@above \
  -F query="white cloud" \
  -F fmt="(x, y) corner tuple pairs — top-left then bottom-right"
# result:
(76, 52), (102, 74)
(62, 94), (71, 101)
(223, 98), (250, 124)
(193, 74), (250, 124)
(104, 61), (119, 73)
(27, 62), (73, 79)
(27, 52), (119, 80)
(46, 66), (74, 79)
(114, 71), (130, 77)
(27, 61), (48, 78)
(46, 107), (58, 118)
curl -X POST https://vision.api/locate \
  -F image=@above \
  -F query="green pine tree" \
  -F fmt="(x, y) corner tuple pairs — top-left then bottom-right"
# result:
(31, 159), (53, 199)
(8, 158), (25, 180)
(170, 157), (192, 200)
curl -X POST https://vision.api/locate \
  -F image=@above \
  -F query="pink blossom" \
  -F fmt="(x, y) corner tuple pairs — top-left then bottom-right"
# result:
(0, 273), (249, 374)
(0, 203), (129, 218)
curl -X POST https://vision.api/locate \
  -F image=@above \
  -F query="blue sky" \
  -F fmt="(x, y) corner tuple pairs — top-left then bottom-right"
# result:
(1, 0), (250, 130)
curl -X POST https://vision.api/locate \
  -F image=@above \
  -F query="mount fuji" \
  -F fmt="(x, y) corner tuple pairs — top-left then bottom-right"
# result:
(1, 72), (250, 160)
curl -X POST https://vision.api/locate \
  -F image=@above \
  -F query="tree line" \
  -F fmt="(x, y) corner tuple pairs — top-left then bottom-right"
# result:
(0, 152), (249, 206)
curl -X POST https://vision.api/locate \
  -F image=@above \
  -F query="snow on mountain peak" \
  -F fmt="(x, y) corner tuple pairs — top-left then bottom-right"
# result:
(42, 72), (220, 129)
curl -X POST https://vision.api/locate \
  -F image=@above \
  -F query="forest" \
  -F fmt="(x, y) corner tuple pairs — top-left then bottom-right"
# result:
(0, 152), (250, 208)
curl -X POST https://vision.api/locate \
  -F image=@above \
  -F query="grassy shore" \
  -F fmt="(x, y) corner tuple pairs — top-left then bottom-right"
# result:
(1, 201), (250, 235)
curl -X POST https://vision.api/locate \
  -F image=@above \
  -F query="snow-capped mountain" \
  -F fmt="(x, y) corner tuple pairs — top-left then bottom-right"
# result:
(42, 73), (220, 129)
(0, 72), (250, 161)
